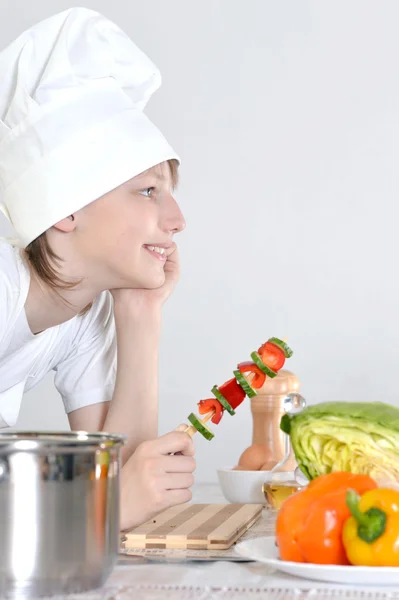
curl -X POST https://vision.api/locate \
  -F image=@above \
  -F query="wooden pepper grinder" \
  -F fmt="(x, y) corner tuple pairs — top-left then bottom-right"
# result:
(235, 370), (300, 471)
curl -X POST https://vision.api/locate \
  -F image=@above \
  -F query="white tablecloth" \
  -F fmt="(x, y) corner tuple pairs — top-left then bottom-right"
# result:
(53, 484), (399, 600)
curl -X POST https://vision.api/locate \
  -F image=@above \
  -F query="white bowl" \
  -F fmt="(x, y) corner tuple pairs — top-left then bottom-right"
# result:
(217, 466), (295, 504)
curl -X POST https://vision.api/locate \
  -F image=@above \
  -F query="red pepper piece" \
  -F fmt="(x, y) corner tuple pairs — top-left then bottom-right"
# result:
(198, 398), (223, 424)
(258, 341), (285, 371)
(251, 371), (266, 389)
(218, 378), (246, 410)
(238, 362), (266, 389)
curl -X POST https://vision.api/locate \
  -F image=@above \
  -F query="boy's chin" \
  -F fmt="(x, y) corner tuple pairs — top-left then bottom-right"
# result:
(136, 272), (166, 290)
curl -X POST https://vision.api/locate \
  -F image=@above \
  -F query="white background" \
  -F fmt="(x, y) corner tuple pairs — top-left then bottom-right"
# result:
(1, 1), (398, 482)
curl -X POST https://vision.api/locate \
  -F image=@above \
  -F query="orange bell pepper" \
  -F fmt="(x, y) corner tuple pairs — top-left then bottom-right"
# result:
(276, 471), (377, 564)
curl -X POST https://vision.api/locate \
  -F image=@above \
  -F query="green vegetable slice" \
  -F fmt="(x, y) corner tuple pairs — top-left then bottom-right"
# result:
(250, 351), (277, 378)
(211, 385), (236, 416)
(268, 337), (293, 358)
(233, 370), (257, 398)
(188, 413), (214, 441)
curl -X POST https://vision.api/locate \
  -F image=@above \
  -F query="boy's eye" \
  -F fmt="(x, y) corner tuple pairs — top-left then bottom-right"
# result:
(140, 187), (155, 198)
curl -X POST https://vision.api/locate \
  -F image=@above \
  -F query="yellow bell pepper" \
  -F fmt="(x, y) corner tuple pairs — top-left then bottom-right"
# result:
(343, 488), (399, 566)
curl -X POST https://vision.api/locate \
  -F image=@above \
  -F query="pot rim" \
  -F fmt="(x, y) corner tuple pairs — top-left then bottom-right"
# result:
(0, 430), (126, 453)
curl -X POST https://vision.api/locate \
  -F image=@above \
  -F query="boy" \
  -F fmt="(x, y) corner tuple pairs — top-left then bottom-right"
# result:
(0, 7), (195, 531)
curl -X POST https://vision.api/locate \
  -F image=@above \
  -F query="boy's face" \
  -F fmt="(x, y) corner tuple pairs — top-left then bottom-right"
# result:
(70, 161), (185, 290)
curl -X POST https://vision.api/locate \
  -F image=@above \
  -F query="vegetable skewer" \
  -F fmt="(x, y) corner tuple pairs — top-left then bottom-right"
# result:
(180, 337), (293, 441)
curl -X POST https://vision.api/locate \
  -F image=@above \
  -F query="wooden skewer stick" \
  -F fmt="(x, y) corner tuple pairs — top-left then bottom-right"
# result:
(199, 411), (215, 425)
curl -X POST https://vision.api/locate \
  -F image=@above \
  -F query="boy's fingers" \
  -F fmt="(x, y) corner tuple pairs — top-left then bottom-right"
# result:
(164, 473), (194, 490)
(165, 488), (192, 507)
(157, 431), (195, 456)
(174, 423), (189, 433)
(162, 455), (196, 474)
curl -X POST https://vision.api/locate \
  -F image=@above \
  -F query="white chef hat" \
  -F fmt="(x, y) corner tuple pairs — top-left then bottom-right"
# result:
(0, 7), (179, 247)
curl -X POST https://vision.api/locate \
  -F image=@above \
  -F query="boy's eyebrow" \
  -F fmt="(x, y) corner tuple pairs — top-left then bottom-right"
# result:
(135, 170), (167, 183)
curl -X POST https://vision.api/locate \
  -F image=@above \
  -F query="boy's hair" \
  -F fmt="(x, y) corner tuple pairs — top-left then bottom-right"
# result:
(24, 159), (179, 314)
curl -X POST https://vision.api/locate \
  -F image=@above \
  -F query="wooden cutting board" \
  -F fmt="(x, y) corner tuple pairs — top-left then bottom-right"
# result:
(123, 503), (263, 550)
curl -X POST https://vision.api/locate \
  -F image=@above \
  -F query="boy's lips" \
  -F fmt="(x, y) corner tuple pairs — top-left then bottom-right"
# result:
(143, 244), (170, 261)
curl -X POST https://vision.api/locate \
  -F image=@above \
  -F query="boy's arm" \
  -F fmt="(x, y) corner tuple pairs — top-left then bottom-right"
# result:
(67, 244), (180, 460)
(102, 304), (161, 462)
(68, 305), (161, 464)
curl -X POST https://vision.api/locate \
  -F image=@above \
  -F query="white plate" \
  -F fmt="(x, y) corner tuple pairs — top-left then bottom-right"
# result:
(235, 536), (399, 585)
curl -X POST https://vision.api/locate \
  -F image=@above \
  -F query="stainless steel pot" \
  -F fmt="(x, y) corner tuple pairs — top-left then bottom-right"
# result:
(0, 431), (125, 598)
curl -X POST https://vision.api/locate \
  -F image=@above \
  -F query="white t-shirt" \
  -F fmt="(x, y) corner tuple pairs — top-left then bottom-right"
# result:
(0, 241), (116, 428)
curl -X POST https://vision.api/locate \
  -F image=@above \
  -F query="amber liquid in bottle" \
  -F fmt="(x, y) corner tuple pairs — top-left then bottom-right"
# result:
(262, 481), (302, 509)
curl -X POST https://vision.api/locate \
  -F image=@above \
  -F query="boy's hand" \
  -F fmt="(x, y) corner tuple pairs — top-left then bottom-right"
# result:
(120, 430), (196, 531)
(111, 243), (180, 314)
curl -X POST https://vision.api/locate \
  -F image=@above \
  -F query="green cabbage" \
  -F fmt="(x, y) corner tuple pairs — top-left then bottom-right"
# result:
(280, 401), (399, 483)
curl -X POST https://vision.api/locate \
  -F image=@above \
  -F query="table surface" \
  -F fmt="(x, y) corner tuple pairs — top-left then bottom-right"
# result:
(50, 484), (399, 600)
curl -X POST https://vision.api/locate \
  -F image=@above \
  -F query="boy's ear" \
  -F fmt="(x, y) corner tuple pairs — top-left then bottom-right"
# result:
(52, 215), (76, 233)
